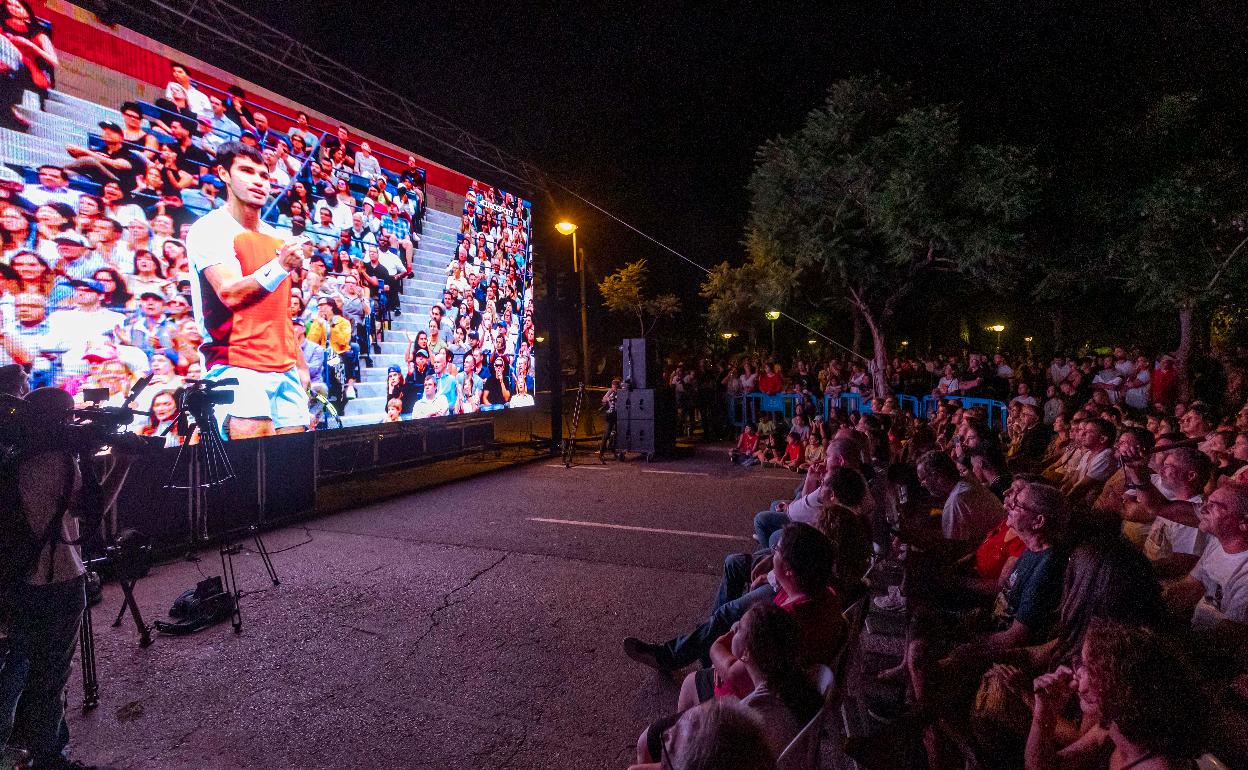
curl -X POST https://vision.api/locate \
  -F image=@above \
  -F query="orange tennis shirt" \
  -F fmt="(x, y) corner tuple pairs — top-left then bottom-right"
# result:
(185, 206), (297, 372)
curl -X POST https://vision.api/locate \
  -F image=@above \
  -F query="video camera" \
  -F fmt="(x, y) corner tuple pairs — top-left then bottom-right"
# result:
(169, 377), (235, 437)
(0, 376), (164, 457)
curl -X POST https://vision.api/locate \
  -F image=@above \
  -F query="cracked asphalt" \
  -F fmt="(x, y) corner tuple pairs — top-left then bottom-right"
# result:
(65, 446), (801, 769)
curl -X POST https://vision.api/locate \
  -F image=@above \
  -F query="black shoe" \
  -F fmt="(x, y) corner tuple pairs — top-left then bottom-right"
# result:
(372, 342), (381, 354)
(393, 308), (402, 316)
(623, 637), (669, 671)
(364, 357), (374, 369)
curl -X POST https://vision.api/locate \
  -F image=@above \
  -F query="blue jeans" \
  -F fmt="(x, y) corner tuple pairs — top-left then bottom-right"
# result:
(657, 551), (775, 668)
(0, 576), (86, 764)
(753, 509), (791, 548)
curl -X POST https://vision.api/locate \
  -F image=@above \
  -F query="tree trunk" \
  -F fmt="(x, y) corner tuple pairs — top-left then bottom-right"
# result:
(851, 312), (863, 358)
(1177, 303), (1195, 401)
(860, 309), (890, 399)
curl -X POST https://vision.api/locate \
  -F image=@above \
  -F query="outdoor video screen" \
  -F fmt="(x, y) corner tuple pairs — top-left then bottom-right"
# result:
(0, 0), (535, 441)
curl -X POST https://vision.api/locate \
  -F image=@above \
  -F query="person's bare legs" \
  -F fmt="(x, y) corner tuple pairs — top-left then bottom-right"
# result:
(226, 416), (275, 439)
(675, 670), (701, 712)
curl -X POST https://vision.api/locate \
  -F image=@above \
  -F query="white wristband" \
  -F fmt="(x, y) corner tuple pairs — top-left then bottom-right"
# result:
(255, 256), (291, 293)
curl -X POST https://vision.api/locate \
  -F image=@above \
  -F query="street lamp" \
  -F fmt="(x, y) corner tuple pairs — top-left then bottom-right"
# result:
(987, 324), (1005, 351)
(765, 310), (781, 352)
(1024, 335), (1033, 355)
(807, 339), (817, 346)
(721, 332), (735, 340)
(556, 221), (590, 386)
(536, 335), (545, 344)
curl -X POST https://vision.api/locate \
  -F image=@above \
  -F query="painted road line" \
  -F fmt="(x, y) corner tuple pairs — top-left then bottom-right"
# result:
(527, 517), (743, 541)
(543, 464), (610, 470)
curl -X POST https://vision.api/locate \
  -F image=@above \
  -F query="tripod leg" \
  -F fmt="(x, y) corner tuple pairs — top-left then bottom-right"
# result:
(79, 603), (99, 711)
(118, 580), (153, 647)
(251, 530), (281, 586)
(220, 545), (243, 633)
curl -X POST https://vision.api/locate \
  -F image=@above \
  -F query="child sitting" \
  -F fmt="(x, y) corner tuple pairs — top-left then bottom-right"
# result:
(798, 434), (825, 472)
(730, 423), (760, 465)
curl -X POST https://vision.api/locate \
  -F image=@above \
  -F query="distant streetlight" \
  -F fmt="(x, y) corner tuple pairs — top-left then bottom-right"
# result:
(987, 324), (1006, 351)
(1024, 335), (1033, 354)
(765, 310), (781, 351)
(807, 339), (817, 346)
(721, 332), (735, 340)
(557, 221), (589, 385)
(536, 335), (546, 344)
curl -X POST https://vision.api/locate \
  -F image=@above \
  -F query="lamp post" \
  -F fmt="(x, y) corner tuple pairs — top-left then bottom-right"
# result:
(765, 310), (781, 353)
(556, 221), (590, 386)
(988, 324), (1005, 352)
(1024, 335), (1033, 355)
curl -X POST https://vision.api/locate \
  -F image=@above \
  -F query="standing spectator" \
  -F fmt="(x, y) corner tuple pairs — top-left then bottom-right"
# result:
(353, 141), (382, 178)
(164, 62), (211, 119)
(758, 362), (782, 395)
(1151, 352), (1178, 408)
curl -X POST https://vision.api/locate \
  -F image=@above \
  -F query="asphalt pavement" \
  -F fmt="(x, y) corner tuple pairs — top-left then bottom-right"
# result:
(65, 446), (803, 770)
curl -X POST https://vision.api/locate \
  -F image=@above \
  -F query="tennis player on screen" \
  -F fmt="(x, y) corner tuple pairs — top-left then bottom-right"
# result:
(186, 141), (310, 439)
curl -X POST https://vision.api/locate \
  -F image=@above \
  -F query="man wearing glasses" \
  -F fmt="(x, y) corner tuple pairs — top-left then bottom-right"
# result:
(1165, 483), (1248, 631)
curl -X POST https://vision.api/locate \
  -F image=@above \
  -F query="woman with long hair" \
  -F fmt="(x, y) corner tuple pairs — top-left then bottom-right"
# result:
(635, 603), (820, 765)
(170, 318), (202, 374)
(1, 202), (35, 260)
(969, 535), (1169, 766)
(75, 193), (102, 234)
(91, 266), (131, 310)
(9, 249), (53, 296)
(1026, 620), (1208, 770)
(33, 201), (73, 244)
(161, 239), (189, 283)
(125, 250), (170, 299)
(139, 389), (184, 447)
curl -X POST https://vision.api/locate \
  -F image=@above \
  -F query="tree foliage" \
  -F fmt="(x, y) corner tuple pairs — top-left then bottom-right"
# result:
(703, 74), (1037, 392)
(1108, 93), (1248, 394)
(598, 259), (681, 337)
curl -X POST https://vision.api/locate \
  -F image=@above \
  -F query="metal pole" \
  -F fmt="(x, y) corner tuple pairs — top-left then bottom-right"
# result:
(578, 245), (590, 387)
(770, 320), (776, 354)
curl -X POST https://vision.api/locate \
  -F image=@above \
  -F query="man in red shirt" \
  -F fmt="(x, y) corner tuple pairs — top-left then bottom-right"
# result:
(186, 142), (310, 439)
(1151, 353), (1178, 409)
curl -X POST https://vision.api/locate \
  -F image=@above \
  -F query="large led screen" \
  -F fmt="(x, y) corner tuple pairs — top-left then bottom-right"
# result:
(0, 0), (535, 441)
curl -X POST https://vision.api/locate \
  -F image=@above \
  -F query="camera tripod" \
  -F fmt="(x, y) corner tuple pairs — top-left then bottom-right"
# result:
(164, 383), (280, 634)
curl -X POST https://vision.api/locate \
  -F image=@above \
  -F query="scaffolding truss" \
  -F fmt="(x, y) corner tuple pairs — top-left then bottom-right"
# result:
(93, 0), (546, 195)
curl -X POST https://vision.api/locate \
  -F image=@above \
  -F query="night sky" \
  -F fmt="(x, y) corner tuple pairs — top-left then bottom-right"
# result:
(199, 1), (1248, 343)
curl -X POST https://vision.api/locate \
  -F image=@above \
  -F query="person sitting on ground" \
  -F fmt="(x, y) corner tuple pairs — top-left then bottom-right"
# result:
(622, 523), (845, 679)
(798, 434), (825, 473)
(1026, 620), (1208, 770)
(625, 698), (776, 770)
(635, 603), (823, 765)
(770, 432), (803, 471)
(730, 422), (760, 465)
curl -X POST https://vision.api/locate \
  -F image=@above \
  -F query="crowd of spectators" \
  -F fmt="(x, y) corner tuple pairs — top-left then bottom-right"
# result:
(0, 6), (537, 435)
(623, 345), (1248, 769)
